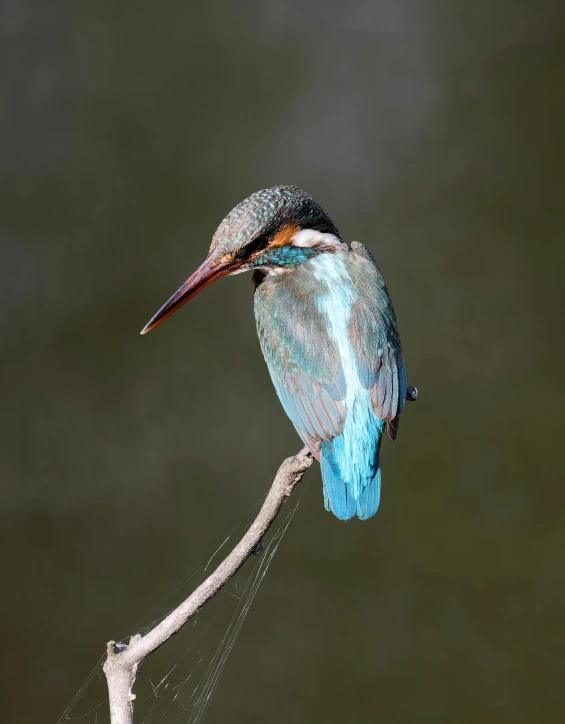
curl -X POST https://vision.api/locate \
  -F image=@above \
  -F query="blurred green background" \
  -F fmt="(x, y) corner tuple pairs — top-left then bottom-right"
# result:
(1, 1), (564, 722)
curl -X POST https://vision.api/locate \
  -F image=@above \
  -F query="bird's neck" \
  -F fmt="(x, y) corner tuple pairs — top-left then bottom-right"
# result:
(251, 230), (346, 274)
(251, 244), (318, 271)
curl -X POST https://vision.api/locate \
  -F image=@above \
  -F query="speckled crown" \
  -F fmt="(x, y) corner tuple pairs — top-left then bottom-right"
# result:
(209, 185), (339, 256)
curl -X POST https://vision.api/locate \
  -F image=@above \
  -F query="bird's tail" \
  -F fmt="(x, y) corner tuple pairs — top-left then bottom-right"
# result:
(319, 431), (382, 521)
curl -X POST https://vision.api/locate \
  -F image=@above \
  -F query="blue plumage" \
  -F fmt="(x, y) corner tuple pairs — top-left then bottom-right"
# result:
(320, 414), (384, 520)
(255, 247), (405, 521)
(142, 186), (410, 521)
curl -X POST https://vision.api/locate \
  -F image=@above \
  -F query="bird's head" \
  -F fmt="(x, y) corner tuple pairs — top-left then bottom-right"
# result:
(141, 185), (343, 334)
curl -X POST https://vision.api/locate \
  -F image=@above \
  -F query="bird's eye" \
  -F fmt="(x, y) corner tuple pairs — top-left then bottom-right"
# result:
(238, 233), (270, 259)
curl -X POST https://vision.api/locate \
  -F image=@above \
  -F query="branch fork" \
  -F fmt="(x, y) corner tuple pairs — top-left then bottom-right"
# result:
(103, 448), (313, 724)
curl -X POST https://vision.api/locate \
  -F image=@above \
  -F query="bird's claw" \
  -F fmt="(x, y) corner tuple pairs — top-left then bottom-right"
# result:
(406, 386), (418, 402)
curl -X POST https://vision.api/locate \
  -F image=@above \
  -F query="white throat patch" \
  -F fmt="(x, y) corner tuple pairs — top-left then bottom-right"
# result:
(292, 228), (343, 249)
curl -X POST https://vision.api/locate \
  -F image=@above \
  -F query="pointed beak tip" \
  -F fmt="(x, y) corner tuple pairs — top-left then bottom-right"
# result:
(139, 256), (233, 338)
(140, 321), (153, 335)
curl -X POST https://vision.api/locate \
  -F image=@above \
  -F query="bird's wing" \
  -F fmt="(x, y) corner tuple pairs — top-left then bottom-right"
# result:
(254, 280), (346, 457)
(349, 242), (407, 439)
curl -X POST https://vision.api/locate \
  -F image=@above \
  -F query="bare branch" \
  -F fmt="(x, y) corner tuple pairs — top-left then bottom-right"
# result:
(103, 447), (313, 724)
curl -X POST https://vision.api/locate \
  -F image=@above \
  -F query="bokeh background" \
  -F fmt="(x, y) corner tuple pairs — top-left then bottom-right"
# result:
(2, 1), (564, 722)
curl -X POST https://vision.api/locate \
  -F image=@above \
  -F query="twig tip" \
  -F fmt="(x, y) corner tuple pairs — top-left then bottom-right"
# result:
(407, 386), (418, 402)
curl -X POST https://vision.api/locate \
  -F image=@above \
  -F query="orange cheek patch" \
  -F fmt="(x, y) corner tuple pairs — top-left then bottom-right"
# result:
(270, 223), (301, 248)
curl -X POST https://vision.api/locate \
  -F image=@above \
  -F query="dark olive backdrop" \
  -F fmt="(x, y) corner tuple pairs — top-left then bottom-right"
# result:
(2, 1), (564, 722)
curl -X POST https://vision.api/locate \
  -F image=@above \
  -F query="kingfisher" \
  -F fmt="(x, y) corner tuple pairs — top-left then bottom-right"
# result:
(141, 186), (414, 521)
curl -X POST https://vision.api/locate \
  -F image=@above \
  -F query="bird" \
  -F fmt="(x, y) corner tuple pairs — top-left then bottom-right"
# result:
(141, 185), (413, 521)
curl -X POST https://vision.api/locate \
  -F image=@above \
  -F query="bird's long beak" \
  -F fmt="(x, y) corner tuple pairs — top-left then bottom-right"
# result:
(140, 256), (235, 334)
